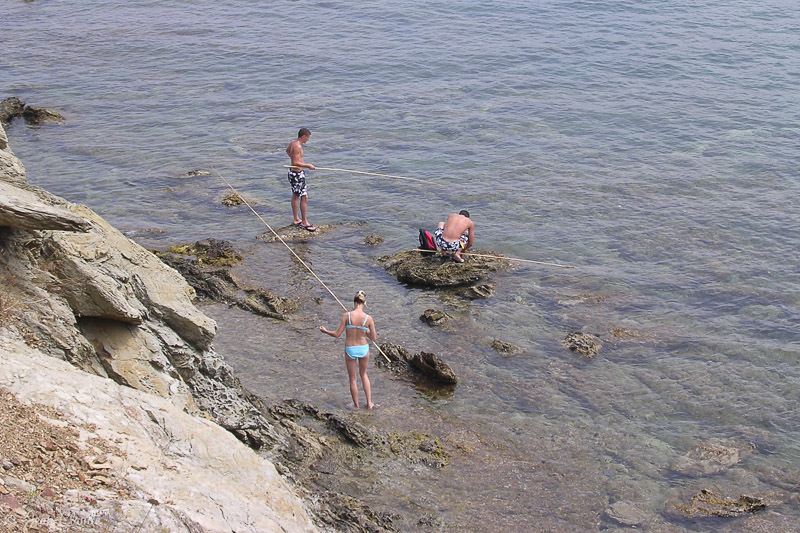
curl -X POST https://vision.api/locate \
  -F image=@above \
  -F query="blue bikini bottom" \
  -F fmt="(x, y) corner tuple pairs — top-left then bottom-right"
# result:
(345, 344), (369, 359)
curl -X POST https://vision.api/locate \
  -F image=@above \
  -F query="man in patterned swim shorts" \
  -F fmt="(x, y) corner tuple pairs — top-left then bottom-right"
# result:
(433, 210), (474, 263)
(285, 127), (316, 231)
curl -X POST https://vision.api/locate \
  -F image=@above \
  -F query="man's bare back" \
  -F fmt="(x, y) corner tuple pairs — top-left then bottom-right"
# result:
(442, 213), (473, 242)
(436, 210), (475, 262)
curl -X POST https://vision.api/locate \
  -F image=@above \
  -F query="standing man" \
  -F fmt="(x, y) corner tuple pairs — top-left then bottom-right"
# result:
(434, 210), (474, 263)
(286, 127), (316, 231)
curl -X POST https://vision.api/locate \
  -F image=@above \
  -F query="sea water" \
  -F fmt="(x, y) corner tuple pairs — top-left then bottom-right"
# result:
(3, 0), (799, 530)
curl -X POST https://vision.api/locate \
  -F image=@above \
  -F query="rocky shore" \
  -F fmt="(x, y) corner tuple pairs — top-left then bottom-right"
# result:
(3, 105), (790, 532)
(0, 117), (420, 531)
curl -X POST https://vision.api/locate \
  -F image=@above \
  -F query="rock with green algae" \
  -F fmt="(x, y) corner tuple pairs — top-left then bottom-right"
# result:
(257, 223), (335, 242)
(166, 238), (243, 266)
(379, 249), (510, 288)
(221, 192), (246, 206)
(677, 489), (766, 518)
(456, 282), (495, 299)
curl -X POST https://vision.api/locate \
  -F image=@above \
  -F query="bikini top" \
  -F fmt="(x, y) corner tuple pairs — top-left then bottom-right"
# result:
(346, 312), (370, 332)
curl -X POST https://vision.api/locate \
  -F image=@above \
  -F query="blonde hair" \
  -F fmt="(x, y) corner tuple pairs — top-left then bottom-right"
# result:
(354, 290), (367, 305)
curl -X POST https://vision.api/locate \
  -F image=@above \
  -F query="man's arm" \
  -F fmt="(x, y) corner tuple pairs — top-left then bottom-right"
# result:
(465, 221), (475, 250)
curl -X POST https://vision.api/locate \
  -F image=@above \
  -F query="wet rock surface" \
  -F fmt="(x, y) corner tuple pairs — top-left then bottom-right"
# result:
(376, 342), (458, 386)
(676, 489), (766, 518)
(563, 331), (602, 358)
(0, 97), (64, 126)
(257, 223), (336, 242)
(420, 308), (448, 326)
(222, 192), (246, 206)
(156, 249), (299, 320)
(363, 233), (384, 246)
(264, 398), (452, 531)
(379, 249), (510, 288)
(166, 238), (243, 266)
(184, 169), (211, 177)
(491, 339), (521, 356)
(671, 439), (747, 477)
(456, 282), (495, 299)
(605, 501), (651, 527)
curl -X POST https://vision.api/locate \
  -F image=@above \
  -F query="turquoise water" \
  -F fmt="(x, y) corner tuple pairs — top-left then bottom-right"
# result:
(4, 1), (800, 530)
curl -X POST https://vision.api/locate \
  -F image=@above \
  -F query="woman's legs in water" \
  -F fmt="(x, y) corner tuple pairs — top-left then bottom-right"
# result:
(359, 356), (374, 409)
(345, 354), (359, 408)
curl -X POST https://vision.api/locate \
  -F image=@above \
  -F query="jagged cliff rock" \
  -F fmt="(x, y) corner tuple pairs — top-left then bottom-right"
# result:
(0, 120), (284, 449)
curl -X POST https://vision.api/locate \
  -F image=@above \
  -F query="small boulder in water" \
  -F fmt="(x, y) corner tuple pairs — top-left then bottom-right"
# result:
(185, 169), (211, 177)
(676, 489), (766, 518)
(363, 233), (384, 246)
(0, 97), (64, 126)
(377, 342), (458, 386)
(222, 192), (252, 207)
(491, 339), (521, 356)
(419, 309), (448, 326)
(563, 332), (601, 358)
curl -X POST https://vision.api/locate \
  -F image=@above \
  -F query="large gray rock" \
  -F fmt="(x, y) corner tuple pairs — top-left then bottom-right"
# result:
(0, 181), (91, 231)
(0, 337), (320, 533)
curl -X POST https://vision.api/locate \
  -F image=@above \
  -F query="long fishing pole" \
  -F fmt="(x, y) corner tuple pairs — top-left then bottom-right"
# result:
(213, 167), (391, 362)
(412, 249), (575, 269)
(284, 165), (442, 186)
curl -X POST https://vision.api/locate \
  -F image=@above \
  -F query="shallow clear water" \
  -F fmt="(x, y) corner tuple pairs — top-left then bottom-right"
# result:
(4, 0), (800, 530)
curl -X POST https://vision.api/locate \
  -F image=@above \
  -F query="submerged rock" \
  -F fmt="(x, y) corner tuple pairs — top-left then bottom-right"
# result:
(605, 501), (652, 527)
(419, 309), (448, 326)
(671, 439), (746, 477)
(491, 339), (521, 356)
(379, 249), (510, 288)
(676, 489), (766, 518)
(563, 332), (602, 358)
(456, 282), (495, 300)
(185, 169), (211, 177)
(363, 233), (384, 246)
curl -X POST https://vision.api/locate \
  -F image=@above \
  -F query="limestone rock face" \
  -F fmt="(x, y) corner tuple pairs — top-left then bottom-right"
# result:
(0, 181), (92, 232)
(0, 337), (320, 533)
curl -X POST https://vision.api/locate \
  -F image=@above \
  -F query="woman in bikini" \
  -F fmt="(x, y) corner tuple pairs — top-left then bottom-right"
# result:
(319, 290), (377, 409)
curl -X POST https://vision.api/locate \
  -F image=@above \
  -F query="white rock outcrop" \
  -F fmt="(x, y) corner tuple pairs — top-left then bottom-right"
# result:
(0, 336), (320, 533)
